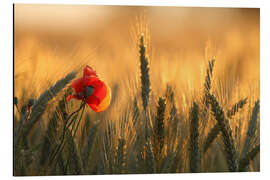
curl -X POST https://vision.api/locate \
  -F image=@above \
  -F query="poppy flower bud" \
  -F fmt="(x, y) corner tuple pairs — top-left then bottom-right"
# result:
(28, 98), (36, 107)
(85, 86), (94, 97)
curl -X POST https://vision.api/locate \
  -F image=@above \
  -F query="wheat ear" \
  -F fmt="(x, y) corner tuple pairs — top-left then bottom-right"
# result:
(154, 97), (166, 162)
(139, 34), (151, 111)
(189, 102), (200, 173)
(241, 100), (260, 159)
(239, 144), (260, 172)
(203, 98), (248, 153)
(208, 94), (238, 172)
(24, 72), (76, 137)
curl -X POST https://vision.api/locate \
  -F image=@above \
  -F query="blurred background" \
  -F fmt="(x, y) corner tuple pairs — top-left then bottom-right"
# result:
(14, 4), (259, 108)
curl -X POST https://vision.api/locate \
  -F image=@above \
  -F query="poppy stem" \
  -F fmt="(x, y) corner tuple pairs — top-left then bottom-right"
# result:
(48, 101), (86, 166)
(73, 102), (86, 138)
(63, 102), (86, 171)
(66, 103), (84, 129)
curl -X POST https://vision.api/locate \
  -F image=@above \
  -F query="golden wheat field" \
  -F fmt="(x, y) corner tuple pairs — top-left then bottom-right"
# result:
(14, 4), (260, 175)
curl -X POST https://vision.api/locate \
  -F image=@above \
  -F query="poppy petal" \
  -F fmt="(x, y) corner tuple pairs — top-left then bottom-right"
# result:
(83, 65), (97, 77)
(95, 86), (111, 112)
(86, 95), (100, 106)
(92, 80), (107, 103)
(84, 77), (107, 102)
(83, 76), (99, 87)
(71, 77), (85, 93)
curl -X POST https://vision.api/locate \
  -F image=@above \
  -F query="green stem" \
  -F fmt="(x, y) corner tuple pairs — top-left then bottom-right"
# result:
(73, 103), (86, 138)
(49, 101), (85, 165)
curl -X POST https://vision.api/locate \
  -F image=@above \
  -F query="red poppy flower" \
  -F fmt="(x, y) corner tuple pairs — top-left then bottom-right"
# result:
(67, 65), (111, 112)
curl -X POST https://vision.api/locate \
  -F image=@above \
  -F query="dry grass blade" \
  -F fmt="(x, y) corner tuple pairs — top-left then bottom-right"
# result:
(207, 94), (238, 172)
(189, 102), (200, 173)
(24, 72), (77, 137)
(239, 144), (260, 172)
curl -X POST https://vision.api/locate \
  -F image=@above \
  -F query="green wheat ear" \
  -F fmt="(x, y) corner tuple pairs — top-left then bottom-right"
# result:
(241, 100), (260, 164)
(203, 98), (248, 153)
(227, 98), (248, 118)
(24, 71), (77, 138)
(203, 59), (215, 108)
(153, 97), (166, 162)
(207, 94), (238, 172)
(145, 141), (156, 173)
(189, 102), (200, 173)
(139, 34), (151, 112)
(239, 144), (260, 172)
